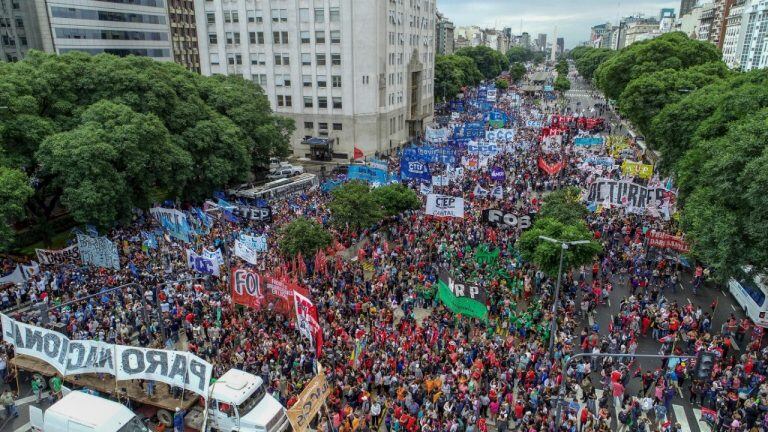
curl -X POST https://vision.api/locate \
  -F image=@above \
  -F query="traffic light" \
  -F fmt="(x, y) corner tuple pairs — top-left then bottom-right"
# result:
(695, 351), (716, 380)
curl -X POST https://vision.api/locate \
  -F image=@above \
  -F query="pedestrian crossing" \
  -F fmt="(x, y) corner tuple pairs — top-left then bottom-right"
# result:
(565, 90), (593, 97)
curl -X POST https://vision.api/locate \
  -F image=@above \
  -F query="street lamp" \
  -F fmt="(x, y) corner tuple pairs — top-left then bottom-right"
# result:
(538, 236), (591, 358)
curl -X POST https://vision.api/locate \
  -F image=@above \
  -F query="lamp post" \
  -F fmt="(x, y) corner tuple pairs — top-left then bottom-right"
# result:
(538, 236), (591, 358)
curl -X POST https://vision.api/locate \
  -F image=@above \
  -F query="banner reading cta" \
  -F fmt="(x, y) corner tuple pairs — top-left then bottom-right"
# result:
(437, 271), (488, 321)
(425, 194), (464, 218)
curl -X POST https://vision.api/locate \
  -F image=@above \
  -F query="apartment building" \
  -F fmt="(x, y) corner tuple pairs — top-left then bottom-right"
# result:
(723, 0), (748, 68)
(168, 0), (200, 71)
(195, 0), (435, 160)
(435, 10), (453, 55)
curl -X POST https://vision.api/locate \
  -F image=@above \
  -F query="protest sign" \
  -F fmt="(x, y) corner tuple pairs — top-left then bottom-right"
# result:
(482, 209), (533, 230)
(114, 346), (211, 397)
(234, 240), (259, 265)
(286, 372), (332, 432)
(621, 160), (654, 179)
(473, 184), (489, 198)
(453, 122), (484, 140)
(400, 159), (431, 181)
(647, 231), (690, 253)
(490, 167), (506, 182)
(262, 276), (309, 318)
(233, 205), (273, 223)
(294, 291), (322, 355)
(348, 165), (390, 185)
(432, 175), (450, 187)
(150, 207), (191, 242)
(437, 271), (488, 321)
(586, 178), (675, 209)
(426, 194), (464, 218)
(240, 233), (268, 252)
(203, 248), (224, 266)
(574, 137), (604, 147)
(402, 146), (456, 164)
(538, 158), (564, 176)
(186, 249), (220, 276)
(526, 120), (543, 128)
(36, 245), (80, 265)
(231, 268), (263, 308)
(467, 142), (500, 156)
(487, 88), (497, 102)
(368, 158), (389, 171)
(419, 183), (433, 195)
(425, 127), (451, 142)
(485, 129), (515, 142)
(584, 156), (614, 167)
(491, 186), (504, 200)
(77, 234), (120, 270)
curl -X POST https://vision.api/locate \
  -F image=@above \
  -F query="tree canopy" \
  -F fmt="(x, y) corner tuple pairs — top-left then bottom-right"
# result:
(506, 46), (535, 64)
(0, 166), (34, 249)
(330, 181), (384, 232)
(517, 218), (602, 276)
(594, 32), (721, 101)
(278, 217), (332, 258)
(554, 75), (571, 92)
(538, 187), (588, 225)
(0, 51), (293, 240)
(434, 55), (483, 101)
(370, 183), (422, 217)
(574, 48), (615, 81)
(509, 63), (527, 82)
(455, 46), (509, 80)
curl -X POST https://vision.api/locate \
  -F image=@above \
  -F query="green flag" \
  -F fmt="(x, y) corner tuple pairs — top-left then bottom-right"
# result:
(437, 272), (489, 321)
(475, 244), (500, 265)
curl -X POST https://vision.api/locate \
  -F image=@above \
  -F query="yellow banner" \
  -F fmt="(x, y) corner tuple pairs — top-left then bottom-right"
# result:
(287, 372), (331, 432)
(621, 160), (654, 179)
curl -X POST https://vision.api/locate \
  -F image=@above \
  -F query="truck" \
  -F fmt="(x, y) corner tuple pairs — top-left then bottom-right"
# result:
(13, 356), (291, 432)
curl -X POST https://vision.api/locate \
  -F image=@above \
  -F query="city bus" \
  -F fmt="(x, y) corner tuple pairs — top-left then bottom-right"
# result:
(229, 173), (318, 201)
(729, 266), (768, 327)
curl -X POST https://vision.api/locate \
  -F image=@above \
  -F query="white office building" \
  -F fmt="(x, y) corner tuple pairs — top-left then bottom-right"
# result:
(737, 0), (768, 70)
(195, 0), (436, 160)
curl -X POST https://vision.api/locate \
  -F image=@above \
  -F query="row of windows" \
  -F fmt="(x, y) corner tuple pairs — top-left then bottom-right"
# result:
(0, 17), (24, 28)
(208, 7), (340, 25)
(51, 7), (166, 25)
(55, 28), (169, 41)
(94, 0), (165, 6)
(304, 122), (343, 131)
(211, 51), (342, 67)
(208, 30), (341, 45)
(275, 95), (343, 109)
(59, 47), (170, 57)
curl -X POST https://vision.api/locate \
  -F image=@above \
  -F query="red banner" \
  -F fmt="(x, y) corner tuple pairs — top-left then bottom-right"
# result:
(231, 269), (309, 318)
(231, 268), (263, 309)
(647, 231), (690, 253)
(264, 275), (309, 318)
(538, 157), (564, 176)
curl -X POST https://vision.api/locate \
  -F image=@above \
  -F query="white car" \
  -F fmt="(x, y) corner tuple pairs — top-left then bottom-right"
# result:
(266, 165), (304, 180)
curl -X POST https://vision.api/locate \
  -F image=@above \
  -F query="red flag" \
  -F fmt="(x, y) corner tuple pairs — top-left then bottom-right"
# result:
(335, 255), (343, 272)
(357, 248), (366, 263)
(297, 251), (307, 276)
(314, 250), (327, 275)
(353, 146), (364, 160)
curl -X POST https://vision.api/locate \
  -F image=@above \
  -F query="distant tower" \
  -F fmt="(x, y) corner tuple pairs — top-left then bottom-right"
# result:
(550, 26), (558, 62)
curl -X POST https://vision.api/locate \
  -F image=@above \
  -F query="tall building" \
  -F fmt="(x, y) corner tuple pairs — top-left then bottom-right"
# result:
(736, 0), (768, 70)
(520, 32), (530, 49)
(435, 11), (454, 55)
(0, 0), (174, 63)
(195, 0), (435, 160)
(697, 3), (717, 42)
(556, 37), (564, 54)
(659, 8), (677, 32)
(712, 0), (737, 48)
(624, 19), (662, 46)
(484, 29), (509, 53)
(590, 22), (612, 48)
(536, 33), (547, 52)
(722, 0), (748, 68)
(680, 0), (698, 17)
(168, 0), (201, 72)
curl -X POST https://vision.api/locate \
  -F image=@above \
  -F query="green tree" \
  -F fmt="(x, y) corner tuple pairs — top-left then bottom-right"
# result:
(574, 48), (615, 81)
(517, 218), (602, 276)
(556, 59), (569, 76)
(434, 55), (483, 101)
(509, 63), (527, 82)
(506, 46), (534, 64)
(330, 181), (383, 231)
(618, 62), (729, 136)
(554, 75), (571, 92)
(569, 45), (592, 61)
(455, 46), (509, 80)
(494, 78), (509, 91)
(594, 32), (721, 101)
(278, 217), (332, 258)
(0, 167), (34, 250)
(538, 187), (588, 225)
(371, 183), (421, 217)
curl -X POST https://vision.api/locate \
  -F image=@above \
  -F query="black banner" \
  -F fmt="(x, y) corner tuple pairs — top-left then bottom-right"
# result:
(481, 209), (533, 230)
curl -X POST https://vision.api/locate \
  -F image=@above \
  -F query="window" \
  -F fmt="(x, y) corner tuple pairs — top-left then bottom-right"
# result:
(253, 10), (263, 23)
(227, 53), (242, 65)
(273, 31), (288, 44)
(206, 12), (215, 24)
(314, 8), (324, 23)
(304, 121), (314, 129)
(330, 30), (341, 44)
(223, 11), (232, 23)
(285, 96), (292, 107)
(318, 122), (328, 130)
(332, 75), (342, 88)
(246, 10), (256, 23)
(225, 32), (233, 44)
(276, 95), (291, 107)
(271, 9), (287, 23)
(318, 96), (328, 108)
(302, 75), (312, 87)
(316, 53), (326, 65)
(253, 74), (267, 86)
(208, 33), (217, 44)
(299, 8), (310, 22)
(333, 123), (343, 131)
(273, 53), (290, 65)
(331, 53), (341, 65)
(209, 53), (219, 65)
(303, 96), (313, 108)
(362, 75), (369, 84)
(300, 31), (310, 43)
(250, 53), (265, 65)
(249, 32), (257, 44)
(256, 32), (264, 44)
(231, 11), (239, 23)
(329, 7), (340, 22)
(332, 97), (342, 109)
(301, 53), (311, 66)
(317, 75), (327, 87)
(274, 74), (291, 86)
(315, 31), (325, 44)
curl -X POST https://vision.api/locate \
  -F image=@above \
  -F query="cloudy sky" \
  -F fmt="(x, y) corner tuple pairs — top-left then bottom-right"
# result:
(438, 0), (679, 48)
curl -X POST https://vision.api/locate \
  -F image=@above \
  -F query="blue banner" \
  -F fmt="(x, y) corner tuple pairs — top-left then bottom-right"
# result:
(584, 156), (614, 166)
(348, 165), (391, 184)
(478, 88), (488, 100)
(453, 122), (485, 140)
(149, 207), (191, 243)
(400, 158), (431, 181)
(450, 100), (465, 112)
(485, 110), (508, 124)
(402, 146), (457, 164)
(467, 142), (501, 156)
(321, 179), (343, 192)
(491, 167), (506, 182)
(240, 233), (268, 252)
(141, 231), (158, 250)
(77, 234), (120, 270)
(574, 137), (604, 147)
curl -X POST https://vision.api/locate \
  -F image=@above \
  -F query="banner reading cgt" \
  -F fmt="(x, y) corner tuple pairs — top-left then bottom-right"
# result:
(481, 209), (532, 230)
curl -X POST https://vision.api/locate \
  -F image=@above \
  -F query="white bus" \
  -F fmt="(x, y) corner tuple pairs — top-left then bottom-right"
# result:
(729, 267), (768, 328)
(229, 173), (318, 201)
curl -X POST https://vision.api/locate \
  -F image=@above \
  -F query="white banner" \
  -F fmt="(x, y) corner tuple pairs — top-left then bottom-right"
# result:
(239, 233), (267, 252)
(473, 184), (489, 198)
(425, 127), (451, 143)
(186, 250), (220, 276)
(203, 248), (224, 266)
(114, 346), (212, 397)
(35, 245), (80, 265)
(77, 234), (120, 270)
(293, 291), (319, 348)
(419, 183), (433, 196)
(485, 129), (516, 142)
(234, 240), (259, 265)
(432, 175), (450, 187)
(487, 89), (497, 102)
(425, 194), (465, 218)
(491, 185), (504, 200)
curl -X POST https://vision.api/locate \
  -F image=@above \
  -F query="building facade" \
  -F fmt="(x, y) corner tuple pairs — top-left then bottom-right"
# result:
(195, 0), (435, 160)
(536, 33), (547, 52)
(168, 0), (200, 72)
(0, 0), (45, 61)
(737, 0), (768, 70)
(556, 37), (564, 54)
(681, 0), (698, 17)
(435, 11), (454, 55)
(722, 0), (748, 68)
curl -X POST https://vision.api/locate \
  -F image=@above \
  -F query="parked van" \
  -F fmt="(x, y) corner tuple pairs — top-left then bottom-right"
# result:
(729, 266), (768, 327)
(29, 391), (148, 432)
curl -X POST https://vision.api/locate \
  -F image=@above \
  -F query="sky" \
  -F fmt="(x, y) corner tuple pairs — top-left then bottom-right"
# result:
(437, 0), (679, 48)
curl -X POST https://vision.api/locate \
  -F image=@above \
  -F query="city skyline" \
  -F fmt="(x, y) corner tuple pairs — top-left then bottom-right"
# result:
(438, 0), (679, 48)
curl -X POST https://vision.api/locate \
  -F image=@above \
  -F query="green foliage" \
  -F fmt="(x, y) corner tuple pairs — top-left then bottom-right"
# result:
(554, 75), (571, 92)
(569, 46), (592, 61)
(434, 55), (483, 101)
(278, 217), (332, 258)
(517, 218), (603, 276)
(0, 167), (34, 249)
(370, 183), (421, 217)
(509, 63), (527, 82)
(494, 78), (509, 91)
(574, 48), (615, 81)
(330, 181), (384, 231)
(556, 59), (569, 76)
(455, 46), (509, 80)
(594, 32), (721, 101)
(619, 62), (729, 136)
(506, 46), (535, 64)
(538, 187), (588, 225)
(0, 51), (293, 235)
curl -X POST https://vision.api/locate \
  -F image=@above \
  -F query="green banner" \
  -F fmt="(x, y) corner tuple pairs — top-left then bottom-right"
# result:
(475, 244), (500, 265)
(437, 275), (488, 321)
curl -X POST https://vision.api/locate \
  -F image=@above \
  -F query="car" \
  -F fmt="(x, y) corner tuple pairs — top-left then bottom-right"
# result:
(266, 165), (304, 180)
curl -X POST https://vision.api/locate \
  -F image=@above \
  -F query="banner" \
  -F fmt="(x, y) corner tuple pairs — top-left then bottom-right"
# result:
(453, 122), (484, 140)
(186, 249), (220, 276)
(490, 166), (506, 182)
(538, 157), (564, 176)
(419, 183), (433, 195)
(294, 291), (323, 357)
(526, 120), (543, 128)
(431, 175), (450, 187)
(586, 178), (675, 210)
(233, 205), (273, 223)
(467, 142), (500, 156)
(114, 346), (211, 397)
(584, 156), (614, 167)
(347, 165), (390, 185)
(35, 245), (79, 265)
(150, 207), (191, 243)
(240, 233), (268, 252)
(487, 88), (497, 102)
(473, 184), (489, 198)
(426, 194), (464, 218)
(437, 272), (488, 321)
(647, 231), (690, 253)
(368, 158), (389, 171)
(231, 268), (263, 308)
(263, 276), (309, 318)
(450, 100), (464, 112)
(481, 209), (532, 230)
(399, 159), (431, 181)
(621, 160), (654, 179)
(491, 185), (504, 200)
(234, 240), (259, 265)
(203, 248), (224, 267)
(1, 314), (211, 398)
(574, 137), (604, 147)
(286, 372), (331, 432)
(402, 146), (457, 164)
(77, 234), (120, 270)
(425, 127), (451, 143)
(485, 129), (516, 142)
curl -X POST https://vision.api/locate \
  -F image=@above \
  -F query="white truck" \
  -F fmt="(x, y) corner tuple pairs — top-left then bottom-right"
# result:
(27, 369), (291, 432)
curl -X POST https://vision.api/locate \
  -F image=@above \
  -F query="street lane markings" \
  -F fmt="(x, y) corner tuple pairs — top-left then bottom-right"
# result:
(731, 304), (737, 311)
(692, 408), (712, 432)
(673, 404), (690, 432)
(14, 422), (30, 432)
